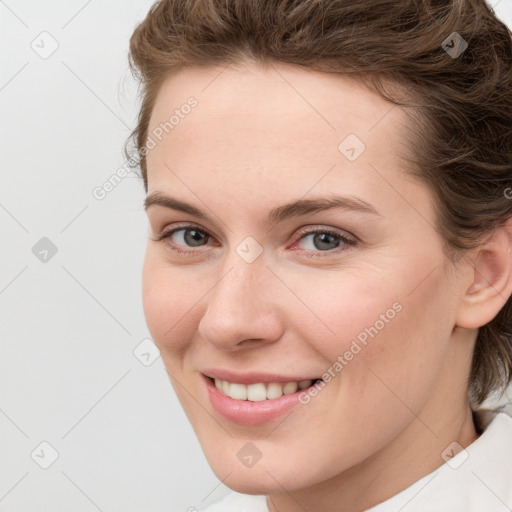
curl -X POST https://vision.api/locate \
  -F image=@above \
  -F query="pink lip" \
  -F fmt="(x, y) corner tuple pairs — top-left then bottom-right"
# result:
(201, 368), (320, 385)
(203, 374), (315, 426)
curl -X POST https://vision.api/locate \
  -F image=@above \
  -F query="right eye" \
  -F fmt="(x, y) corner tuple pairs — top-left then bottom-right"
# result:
(153, 223), (214, 254)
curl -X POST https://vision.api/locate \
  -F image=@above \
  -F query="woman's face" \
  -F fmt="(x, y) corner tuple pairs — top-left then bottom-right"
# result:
(142, 62), (471, 494)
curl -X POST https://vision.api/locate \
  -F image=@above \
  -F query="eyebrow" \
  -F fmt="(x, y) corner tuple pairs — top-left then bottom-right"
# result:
(144, 191), (381, 225)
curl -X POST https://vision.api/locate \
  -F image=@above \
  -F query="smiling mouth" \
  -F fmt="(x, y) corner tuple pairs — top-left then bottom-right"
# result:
(207, 376), (323, 401)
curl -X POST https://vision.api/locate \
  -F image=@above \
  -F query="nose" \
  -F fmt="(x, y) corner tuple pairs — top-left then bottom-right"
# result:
(197, 254), (285, 351)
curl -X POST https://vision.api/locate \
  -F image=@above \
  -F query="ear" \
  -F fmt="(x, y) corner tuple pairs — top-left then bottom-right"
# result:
(456, 216), (512, 330)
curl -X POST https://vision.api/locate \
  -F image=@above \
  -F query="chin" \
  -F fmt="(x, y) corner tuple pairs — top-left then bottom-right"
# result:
(206, 452), (314, 495)
(217, 469), (286, 495)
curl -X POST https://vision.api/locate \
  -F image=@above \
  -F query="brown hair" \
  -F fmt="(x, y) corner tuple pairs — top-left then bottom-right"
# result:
(124, 0), (512, 407)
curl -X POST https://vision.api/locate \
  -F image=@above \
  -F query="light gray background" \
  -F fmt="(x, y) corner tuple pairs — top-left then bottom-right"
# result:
(1, 1), (511, 511)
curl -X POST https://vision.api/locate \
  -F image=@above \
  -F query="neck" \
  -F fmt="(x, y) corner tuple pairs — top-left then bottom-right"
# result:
(267, 403), (478, 512)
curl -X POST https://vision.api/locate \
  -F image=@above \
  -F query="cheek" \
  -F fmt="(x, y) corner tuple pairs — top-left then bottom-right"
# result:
(286, 263), (403, 356)
(293, 251), (450, 360)
(142, 249), (197, 357)
(311, 260), (454, 413)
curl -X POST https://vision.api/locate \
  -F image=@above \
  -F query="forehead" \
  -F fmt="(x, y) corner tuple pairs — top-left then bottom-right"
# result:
(151, 63), (408, 148)
(145, 62), (416, 206)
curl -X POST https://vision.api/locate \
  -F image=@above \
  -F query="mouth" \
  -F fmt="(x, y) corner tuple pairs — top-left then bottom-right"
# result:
(207, 376), (323, 401)
(202, 374), (324, 426)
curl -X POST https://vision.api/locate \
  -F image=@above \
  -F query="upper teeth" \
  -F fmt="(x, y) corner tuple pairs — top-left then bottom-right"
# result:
(214, 378), (314, 401)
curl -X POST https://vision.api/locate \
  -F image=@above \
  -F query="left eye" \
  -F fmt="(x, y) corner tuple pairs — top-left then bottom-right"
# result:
(294, 228), (356, 254)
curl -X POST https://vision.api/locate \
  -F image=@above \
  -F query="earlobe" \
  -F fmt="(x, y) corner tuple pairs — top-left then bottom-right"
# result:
(456, 218), (512, 330)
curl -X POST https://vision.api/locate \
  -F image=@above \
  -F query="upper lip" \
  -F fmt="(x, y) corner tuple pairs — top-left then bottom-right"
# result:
(202, 368), (321, 385)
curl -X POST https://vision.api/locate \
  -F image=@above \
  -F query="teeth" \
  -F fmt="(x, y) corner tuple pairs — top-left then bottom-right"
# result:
(283, 381), (298, 395)
(229, 382), (247, 400)
(267, 382), (283, 399)
(247, 383), (267, 402)
(214, 378), (314, 401)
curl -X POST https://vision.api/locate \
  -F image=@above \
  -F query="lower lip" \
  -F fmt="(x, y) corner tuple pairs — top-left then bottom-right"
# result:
(203, 375), (312, 426)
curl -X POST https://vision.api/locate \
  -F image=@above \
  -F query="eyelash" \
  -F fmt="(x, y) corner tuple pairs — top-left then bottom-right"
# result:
(153, 222), (357, 258)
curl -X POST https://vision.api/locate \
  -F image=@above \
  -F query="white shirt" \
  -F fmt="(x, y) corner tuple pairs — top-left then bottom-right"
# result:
(200, 407), (512, 512)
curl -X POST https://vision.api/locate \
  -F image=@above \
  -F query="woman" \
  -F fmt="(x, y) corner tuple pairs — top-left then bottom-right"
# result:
(124, 1), (512, 510)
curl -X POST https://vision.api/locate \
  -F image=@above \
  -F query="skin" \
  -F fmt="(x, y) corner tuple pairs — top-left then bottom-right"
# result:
(141, 61), (512, 512)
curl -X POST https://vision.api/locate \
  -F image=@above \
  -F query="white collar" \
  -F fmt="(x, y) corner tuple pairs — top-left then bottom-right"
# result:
(366, 409), (512, 512)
